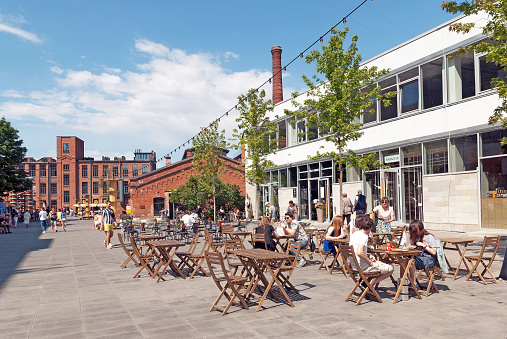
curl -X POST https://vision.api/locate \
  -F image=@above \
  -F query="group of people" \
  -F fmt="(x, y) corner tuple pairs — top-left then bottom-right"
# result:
(38, 208), (67, 233)
(0, 208), (31, 233)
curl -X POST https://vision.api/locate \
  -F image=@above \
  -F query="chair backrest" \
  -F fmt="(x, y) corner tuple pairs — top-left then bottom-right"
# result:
(130, 236), (143, 259)
(222, 224), (233, 233)
(205, 251), (230, 283)
(251, 233), (267, 249)
(479, 235), (501, 260)
(314, 230), (326, 250)
(392, 227), (405, 247)
(285, 240), (301, 267)
(225, 238), (245, 252)
(187, 233), (200, 254)
(117, 233), (131, 251)
(140, 230), (152, 236)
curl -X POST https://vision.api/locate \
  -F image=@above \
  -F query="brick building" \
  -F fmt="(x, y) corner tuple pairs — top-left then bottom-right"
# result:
(21, 136), (156, 212)
(129, 148), (245, 218)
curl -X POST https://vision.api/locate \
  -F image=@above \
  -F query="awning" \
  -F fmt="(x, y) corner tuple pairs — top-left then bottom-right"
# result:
(72, 204), (80, 207)
(97, 203), (107, 207)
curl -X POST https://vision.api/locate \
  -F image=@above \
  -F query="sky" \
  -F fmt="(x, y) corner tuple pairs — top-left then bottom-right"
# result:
(0, 0), (457, 166)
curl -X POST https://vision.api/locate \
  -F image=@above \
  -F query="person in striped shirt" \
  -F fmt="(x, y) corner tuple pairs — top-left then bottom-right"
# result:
(101, 201), (117, 249)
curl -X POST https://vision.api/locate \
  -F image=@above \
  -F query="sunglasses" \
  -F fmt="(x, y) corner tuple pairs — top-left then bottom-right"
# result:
(284, 217), (291, 220)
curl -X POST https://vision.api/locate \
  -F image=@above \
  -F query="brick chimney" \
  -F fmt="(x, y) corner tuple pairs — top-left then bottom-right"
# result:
(165, 155), (171, 166)
(271, 45), (283, 104)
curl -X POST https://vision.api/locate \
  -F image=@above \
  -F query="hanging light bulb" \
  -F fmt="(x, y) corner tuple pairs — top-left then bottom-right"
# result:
(283, 67), (287, 73)
(300, 53), (303, 59)
(320, 37), (324, 43)
(268, 78), (272, 84)
(343, 17), (347, 25)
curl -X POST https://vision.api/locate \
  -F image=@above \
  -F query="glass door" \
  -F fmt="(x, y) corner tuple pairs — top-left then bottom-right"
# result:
(319, 178), (331, 221)
(402, 167), (423, 223)
(298, 180), (309, 220)
(380, 168), (401, 221)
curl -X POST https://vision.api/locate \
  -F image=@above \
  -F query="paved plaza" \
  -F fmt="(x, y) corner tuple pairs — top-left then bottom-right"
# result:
(0, 218), (506, 338)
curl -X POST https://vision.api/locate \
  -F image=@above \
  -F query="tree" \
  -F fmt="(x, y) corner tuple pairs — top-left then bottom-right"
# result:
(192, 120), (227, 223)
(442, 1), (507, 144)
(0, 117), (31, 196)
(171, 175), (204, 211)
(233, 89), (277, 218)
(285, 27), (392, 214)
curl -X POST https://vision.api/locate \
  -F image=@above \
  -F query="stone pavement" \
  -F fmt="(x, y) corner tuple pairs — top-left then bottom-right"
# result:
(0, 218), (506, 338)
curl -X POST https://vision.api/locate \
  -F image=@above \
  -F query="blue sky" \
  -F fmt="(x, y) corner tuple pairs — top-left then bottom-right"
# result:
(0, 0), (456, 165)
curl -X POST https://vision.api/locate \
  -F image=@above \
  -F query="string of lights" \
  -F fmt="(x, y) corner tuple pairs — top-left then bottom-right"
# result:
(145, 0), (370, 169)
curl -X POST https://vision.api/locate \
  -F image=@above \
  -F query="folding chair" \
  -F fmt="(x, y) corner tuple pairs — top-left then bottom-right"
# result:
(465, 235), (501, 285)
(315, 231), (335, 274)
(392, 226), (406, 248)
(224, 238), (246, 276)
(205, 251), (249, 316)
(339, 243), (382, 305)
(204, 229), (224, 253)
(268, 240), (300, 294)
(130, 237), (157, 279)
(298, 228), (312, 266)
(250, 233), (267, 250)
(186, 235), (211, 279)
(176, 233), (200, 273)
(117, 233), (139, 268)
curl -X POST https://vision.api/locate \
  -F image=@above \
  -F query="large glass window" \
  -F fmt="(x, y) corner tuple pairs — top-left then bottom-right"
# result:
(450, 135), (478, 172)
(50, 183), (57, 195)
(382, 148), (400, 168)
(93, 182), (99, 195)
(481, 130), (507, 156)
(279, 169), (287, 188)
(399, 68), (419, 113)
(421, 58), (443, 109)
(50, 165), (57, 177)
(63, 164), (69, 171)
(63, 143), (69, 153)
(309, 163), (319, 178)
(63, 174), (70, 186)
(425, 140), (448, 174)
(482, 157), (507, 191)
(29, 164), (36, 177)
(40, 165), (46, 177)
(297, 120), (306, 143)
(40, 183), (46, 195)
(447, 52), (475, 103)
(278, 121), (287, 149)
(402, 144), (422, 166)
(82, 182), (88, 195)
(286, 118), (297, 147)
(289, 167), (297, 187)
(321, 161), (333, 177)
(480, 55), (507, 91)
(362, 87), (377, 124)
(142, 164), (148, 174)
(82, 165), (88, 178)
(380, 77), (398, 121)
(345, 166), (360, 182)
(133, 164), (138, 177)
(298, 165), (308, 180)
(123, 164), (128, 177)
(92, 165), (98, 178)
(102, 165), (108, 177)
(63, 191), (70, 203)
(113, 165), (118, 177)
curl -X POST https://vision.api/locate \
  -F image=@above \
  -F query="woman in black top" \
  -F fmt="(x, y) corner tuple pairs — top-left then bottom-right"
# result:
(254, 216), (278, 251)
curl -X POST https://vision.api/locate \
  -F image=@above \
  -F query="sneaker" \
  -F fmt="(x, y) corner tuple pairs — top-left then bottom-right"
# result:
(298, 258), (307, 267)
(107, 244), (113, 249)
(103, 240), (107, 247)
(42, 231), (46, 234)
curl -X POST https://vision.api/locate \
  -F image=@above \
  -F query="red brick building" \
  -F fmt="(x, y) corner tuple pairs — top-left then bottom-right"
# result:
(129, 149), (245, 218)
(21, 136), (156, 212)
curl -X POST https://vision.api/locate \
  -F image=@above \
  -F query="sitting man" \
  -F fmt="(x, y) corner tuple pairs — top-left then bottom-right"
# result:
(349, 216), (393, 285)
(181, 210), (194, 231)
(282, 212), (308, 267)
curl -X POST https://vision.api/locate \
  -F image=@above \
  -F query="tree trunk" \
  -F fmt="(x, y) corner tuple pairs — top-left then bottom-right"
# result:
(339, 150), (343, 217)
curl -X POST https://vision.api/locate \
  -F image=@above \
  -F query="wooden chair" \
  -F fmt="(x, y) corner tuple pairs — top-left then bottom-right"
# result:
(269, 240), (300, 294)
(224, 238), (246, 276)
(298, 228), (312, 266)
(176, 233), (200, 273)
(250, 233), (267, 250)
(465, 235), (501, 285)
(205, 251), (249, 316)
(222, 224), (234, 239)
(204, 229), (224, 253)
(339, 243), (382, 305)
(186, 235), (211, 279)
(117, 233), (139, 269)
(392, 226), (406, 248)
(130, 236), (157, 279)
(315, 231), (334, 274)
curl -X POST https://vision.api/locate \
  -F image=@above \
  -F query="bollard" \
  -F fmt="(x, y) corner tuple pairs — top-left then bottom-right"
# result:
(499, 246), (507, 280)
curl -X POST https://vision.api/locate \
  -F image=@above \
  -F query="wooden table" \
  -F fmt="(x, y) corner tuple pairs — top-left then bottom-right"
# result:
(139, 235), (165, 241)
(230, 249), (295, 312)
(440, 238), (474, 280)
(370, 248), (423, 303)
(371, 232), (393, 245)
(223, 231), (252, 246)
(274, 234), (292, 252)
(147, 239), (186, 282)
(326, 238), (349, 277)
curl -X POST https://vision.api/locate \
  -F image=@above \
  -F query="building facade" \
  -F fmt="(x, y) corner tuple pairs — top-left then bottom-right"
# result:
(21, 136), (156, 212)
(251, 12), (507, 232)
(129, 149), (245, 218)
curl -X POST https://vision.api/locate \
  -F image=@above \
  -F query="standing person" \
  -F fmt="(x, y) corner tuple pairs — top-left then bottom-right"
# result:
(371, 197), (395, 233)
(287, 201), (298, 221)
(39, 209), (48, 234)
(245, 195), (252, 220)
(353, 190), (367, 215)
(49, 209), (58, 232)
(24, 210), (31, 227)
(266, 202), (277, 226)
(101, 201), (117, 249)
(282, 212), (308, 267)
(59, 208), (67, 232)
(12, 209), (18, 228)
(342, 193), (353, 226)
(196, 204), (202, 219)
(349, 216), (393, 285)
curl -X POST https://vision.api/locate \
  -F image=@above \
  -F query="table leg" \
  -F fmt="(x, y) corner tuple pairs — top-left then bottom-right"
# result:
(393, 256), (421, 303)
(256, 259), (294, 312)
(453, 243), (471, 280)
(160, 246), (186, 281)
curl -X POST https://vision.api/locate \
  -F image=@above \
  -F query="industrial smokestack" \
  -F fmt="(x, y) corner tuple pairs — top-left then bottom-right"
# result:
(271, 46), (283, 104)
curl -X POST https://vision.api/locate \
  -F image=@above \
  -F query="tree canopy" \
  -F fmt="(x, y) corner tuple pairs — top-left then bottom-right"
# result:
(442, 1), (507, 143)
(0, 117), (31, 196)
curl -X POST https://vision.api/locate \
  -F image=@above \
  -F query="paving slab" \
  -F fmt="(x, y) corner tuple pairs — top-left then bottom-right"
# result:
(0, 218), (506, 338)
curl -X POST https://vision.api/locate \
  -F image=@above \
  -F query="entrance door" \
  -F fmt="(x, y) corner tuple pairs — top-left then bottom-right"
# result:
(380, 168), (401, 221)
(259, 183), (278, 218)
(402, 167), (423, 223)
(319, 178), (331, 221)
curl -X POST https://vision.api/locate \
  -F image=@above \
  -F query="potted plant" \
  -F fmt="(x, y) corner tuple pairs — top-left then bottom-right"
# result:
(315, 203), (324, 223)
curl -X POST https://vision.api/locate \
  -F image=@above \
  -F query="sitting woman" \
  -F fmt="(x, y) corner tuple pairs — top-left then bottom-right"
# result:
(403, 220), (437, 281)
(324, 216), (347, 255)
(254, 216), (277, 251)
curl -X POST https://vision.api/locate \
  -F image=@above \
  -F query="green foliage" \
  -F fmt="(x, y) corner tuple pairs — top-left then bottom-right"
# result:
(171, 175), (204, 211)
(284, 27), (391, 207)
(0, 117), (30, 195)
(442, 1), (507, 144)
(232, 89), (277, 186)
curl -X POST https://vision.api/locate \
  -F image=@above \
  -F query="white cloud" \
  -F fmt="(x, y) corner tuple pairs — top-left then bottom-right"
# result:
(0, 22), (42, 43)
(0, 38), (289, 161)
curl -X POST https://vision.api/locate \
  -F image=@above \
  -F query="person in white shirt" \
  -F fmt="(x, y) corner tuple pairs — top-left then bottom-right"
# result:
(349, 216), (393, 286)
(181, 210), (194, 231)
(23, 210), (31, 227)
(39, 209), (48, 233)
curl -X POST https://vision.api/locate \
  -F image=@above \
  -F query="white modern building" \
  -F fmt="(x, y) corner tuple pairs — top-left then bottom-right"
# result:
(248, 12), (507, 232)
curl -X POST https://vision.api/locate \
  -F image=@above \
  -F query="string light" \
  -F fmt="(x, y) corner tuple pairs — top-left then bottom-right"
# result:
(153, 0), (369, 167)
